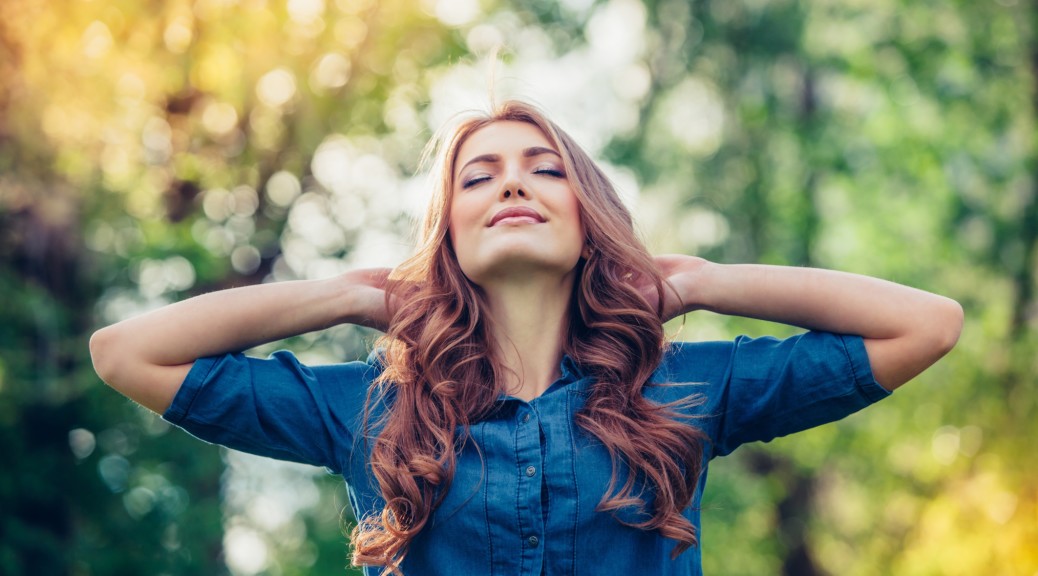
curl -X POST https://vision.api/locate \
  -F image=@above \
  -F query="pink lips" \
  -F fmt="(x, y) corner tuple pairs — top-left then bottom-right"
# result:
(488, 206), (545, 227)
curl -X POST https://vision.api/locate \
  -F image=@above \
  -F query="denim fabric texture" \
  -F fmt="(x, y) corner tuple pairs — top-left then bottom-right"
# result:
(164, 331), (889, 575)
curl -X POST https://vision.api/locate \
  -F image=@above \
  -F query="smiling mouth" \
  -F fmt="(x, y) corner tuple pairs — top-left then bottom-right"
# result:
(489, 207), (545, 227)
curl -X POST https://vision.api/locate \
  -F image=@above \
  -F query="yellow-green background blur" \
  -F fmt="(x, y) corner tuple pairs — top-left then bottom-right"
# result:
(2, 0), (1035, 574)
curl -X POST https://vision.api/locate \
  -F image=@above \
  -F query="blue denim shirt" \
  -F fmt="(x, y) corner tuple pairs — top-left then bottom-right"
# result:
(164, 331), (888, 575)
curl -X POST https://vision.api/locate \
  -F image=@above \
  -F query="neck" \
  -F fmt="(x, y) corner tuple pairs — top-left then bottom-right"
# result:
(482, 273), (575, 401)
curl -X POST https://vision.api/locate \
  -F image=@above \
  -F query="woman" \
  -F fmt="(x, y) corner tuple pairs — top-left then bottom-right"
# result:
(90, 100), (963, 575)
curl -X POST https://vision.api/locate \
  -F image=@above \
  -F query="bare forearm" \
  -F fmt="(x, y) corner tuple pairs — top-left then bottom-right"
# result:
(668, 259), (963, 390)
(689, 263), (953, 338)
(90, 270), (387, 413)
(98, 277), (348, 366)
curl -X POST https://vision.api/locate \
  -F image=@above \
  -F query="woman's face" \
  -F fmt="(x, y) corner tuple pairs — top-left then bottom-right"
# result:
(449, 121), (585, 287)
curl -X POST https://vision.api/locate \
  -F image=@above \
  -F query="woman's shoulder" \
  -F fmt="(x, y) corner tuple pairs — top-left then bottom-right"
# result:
(246, 348), (386, 380)
(661, 338), (737, 370)
(659, 331), (875, 389)
(649, 339), (738, 394)
(654, 333), (826, 386)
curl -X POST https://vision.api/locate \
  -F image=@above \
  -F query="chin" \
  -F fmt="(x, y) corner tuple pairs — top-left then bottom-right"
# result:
(462, 249), (582, 285)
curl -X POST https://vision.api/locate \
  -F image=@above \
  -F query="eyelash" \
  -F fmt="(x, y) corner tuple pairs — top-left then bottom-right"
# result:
(461, 168), (566, 189)
(461, 176), (491, 189)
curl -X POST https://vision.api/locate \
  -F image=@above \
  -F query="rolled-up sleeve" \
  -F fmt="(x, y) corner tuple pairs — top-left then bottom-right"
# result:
(710, 331), (890, 457)
(162, 351), (376, 476)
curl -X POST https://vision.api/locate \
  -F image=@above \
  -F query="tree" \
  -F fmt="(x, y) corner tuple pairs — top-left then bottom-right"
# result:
(2, 0), (1036, 573)
(0, 0), (470, 573)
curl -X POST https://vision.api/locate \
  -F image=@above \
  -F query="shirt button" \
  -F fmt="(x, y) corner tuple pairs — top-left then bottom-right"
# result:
(525, 465), (536, 477)
(522, 413), (531, 423)
(528, 535), (539, 548)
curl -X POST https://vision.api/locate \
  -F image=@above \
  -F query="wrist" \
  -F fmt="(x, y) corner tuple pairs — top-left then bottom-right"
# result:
(335, 270), (390, 330)
(307, 275), (352, 326)
(674, 257), (717, 314)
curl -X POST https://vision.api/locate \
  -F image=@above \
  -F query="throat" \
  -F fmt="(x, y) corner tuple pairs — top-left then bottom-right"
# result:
(482, 274), (574, 401)
(499, 349), (564, 402)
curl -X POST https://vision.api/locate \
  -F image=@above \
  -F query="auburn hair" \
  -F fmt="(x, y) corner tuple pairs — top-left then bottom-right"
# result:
(351, 100), (708, 573)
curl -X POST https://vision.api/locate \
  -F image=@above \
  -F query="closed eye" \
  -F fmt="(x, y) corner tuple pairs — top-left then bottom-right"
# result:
(535, 168), (565, 178)
(461, 175), (492, 189)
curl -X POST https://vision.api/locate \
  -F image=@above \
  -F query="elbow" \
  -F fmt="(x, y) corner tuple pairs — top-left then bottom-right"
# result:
(89, 324), (183, 414)
(869, 296), (963, 392)
(917, 296), (963, 365)
(89, 325), (121, 386)
(931, 296), (964, 359)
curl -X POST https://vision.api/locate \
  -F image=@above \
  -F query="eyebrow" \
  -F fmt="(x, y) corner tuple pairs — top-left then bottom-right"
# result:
(457, 146), (562, 174)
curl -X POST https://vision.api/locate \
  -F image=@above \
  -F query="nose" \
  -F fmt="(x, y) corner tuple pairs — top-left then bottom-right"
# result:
(500, 166), (527, 200)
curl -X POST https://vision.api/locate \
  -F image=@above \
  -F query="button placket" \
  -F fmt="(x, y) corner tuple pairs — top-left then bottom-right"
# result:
(512, 402), (544, 571)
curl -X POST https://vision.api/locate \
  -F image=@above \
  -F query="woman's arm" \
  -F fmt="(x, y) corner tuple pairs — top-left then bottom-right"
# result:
(656, 256), (963, 391)
(89, 268), (391, 414)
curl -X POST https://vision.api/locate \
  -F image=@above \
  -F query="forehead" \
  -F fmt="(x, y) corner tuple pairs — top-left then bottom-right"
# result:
(454, 121), (556, 168)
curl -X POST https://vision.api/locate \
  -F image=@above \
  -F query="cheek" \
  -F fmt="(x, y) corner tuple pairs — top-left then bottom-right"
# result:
(447, 201), (469, 244)
(447, 199), (478, 262)
(564, 196), (585, 242)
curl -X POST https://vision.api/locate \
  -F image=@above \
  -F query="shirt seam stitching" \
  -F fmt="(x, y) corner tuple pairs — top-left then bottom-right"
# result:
(839, 334), (891, 401)
(480, 422), (494, 575)
(514, 410), (526, 573)
(164, 356), (219, 424)
(568, 388), (579, 576)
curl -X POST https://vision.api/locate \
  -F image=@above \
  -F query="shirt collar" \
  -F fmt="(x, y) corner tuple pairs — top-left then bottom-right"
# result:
(490, 354), (588, 407)
(559, 354), (586, 381)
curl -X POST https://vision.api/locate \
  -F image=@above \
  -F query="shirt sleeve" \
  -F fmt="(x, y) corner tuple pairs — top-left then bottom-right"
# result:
(162, 350), (378, 476)
(706, 331), (890, 458)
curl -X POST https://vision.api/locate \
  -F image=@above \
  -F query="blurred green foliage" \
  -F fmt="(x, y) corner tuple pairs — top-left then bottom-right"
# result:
(1, 0), (1035, 574)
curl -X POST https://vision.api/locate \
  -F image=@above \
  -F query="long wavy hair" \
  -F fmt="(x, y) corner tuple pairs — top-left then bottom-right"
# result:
(351, 100), (708, 573)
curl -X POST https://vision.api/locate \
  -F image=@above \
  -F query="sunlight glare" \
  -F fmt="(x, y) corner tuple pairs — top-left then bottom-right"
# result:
(224, 525), (269, 575)
(202, 102), (239, 136)
(658, 77), (725, 157)
(586, 0), (646, 65)
(310, 52), (352, 90)
(266, 171), (302, 207)
(288, 0), (325, 23)
(68, 428), (97, 460)
(164, 18), (193, 53)
(257, 68), (297, 108)
(931, 426), (960, 465)
(424, 0), (480, 27)
(82, 21), (113, 59)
